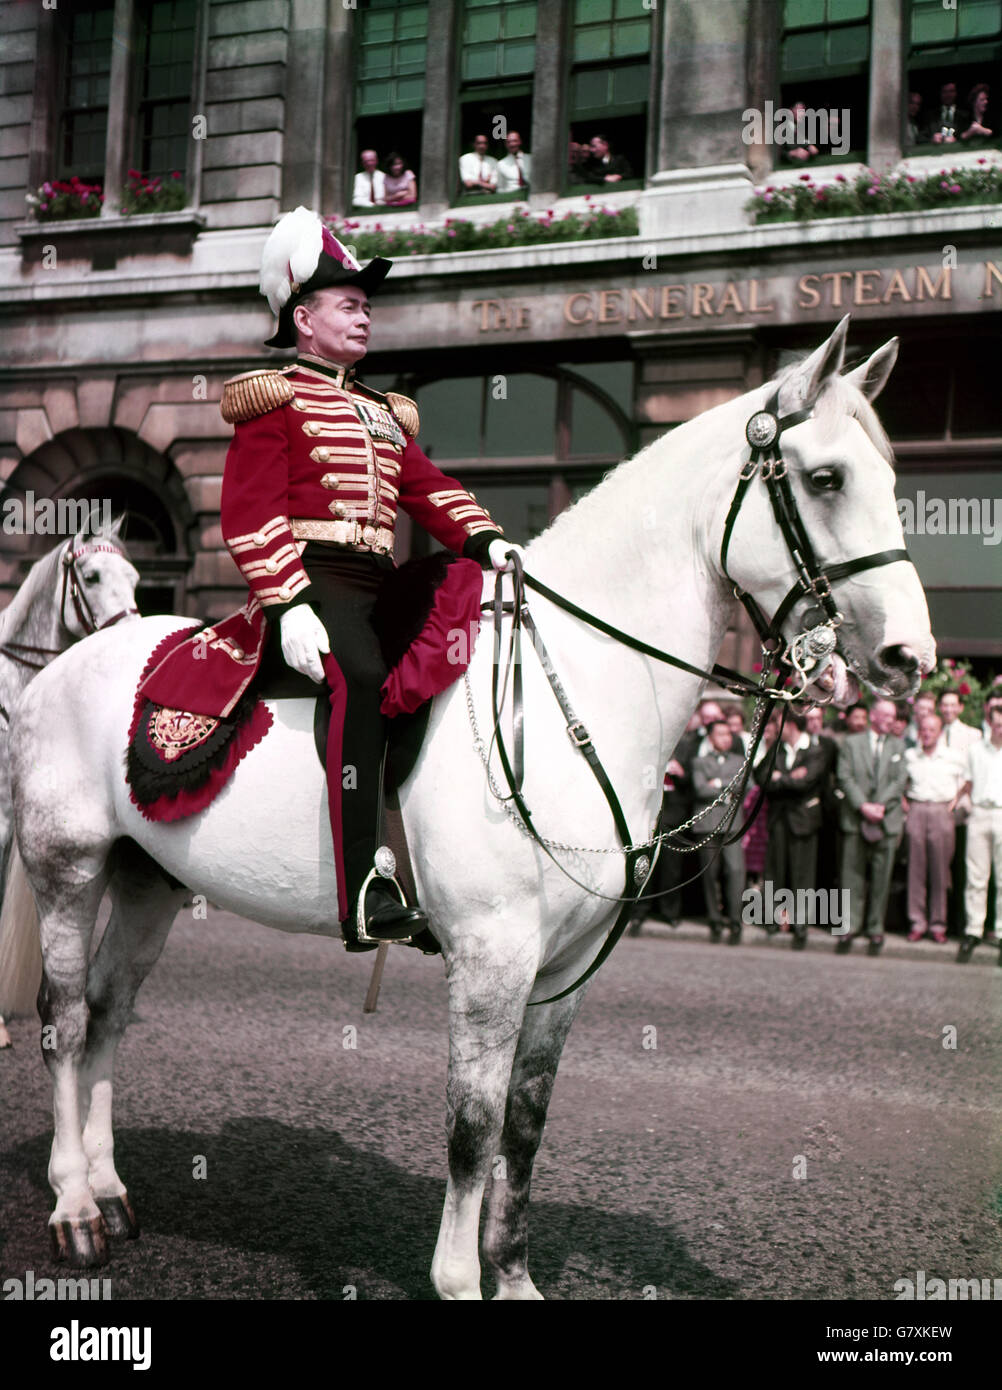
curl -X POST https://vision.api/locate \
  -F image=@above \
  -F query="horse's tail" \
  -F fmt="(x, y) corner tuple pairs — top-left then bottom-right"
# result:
(0, 838), (42, 1021)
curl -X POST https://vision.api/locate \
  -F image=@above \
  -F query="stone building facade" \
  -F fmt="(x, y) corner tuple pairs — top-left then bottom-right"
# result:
(0, 0), (999, 668)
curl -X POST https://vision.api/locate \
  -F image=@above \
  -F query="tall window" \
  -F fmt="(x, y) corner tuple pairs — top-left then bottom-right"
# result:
(353, 0), (428, 208)
(907, 0), (1001, 151)
(568, 0), (651, 188)
(458, 0), (536, 201)
(134, 0), (197, 178)
(57, 1), (115, 180)
(780, 0), (870, 163)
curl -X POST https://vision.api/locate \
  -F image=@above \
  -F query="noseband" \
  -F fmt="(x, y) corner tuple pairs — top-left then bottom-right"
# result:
(60, 542), (139, 637)
(720, 387), (911, 690)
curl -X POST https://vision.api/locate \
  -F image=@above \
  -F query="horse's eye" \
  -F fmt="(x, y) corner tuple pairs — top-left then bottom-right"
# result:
(809, 468), (843, 492)
(84, 572), (100, 586)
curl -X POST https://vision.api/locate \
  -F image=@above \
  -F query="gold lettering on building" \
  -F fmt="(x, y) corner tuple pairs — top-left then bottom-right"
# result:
(564, 292), (593, 325)
(853, 269), (882, 306)
(980, 260), (1002, 299)
(914, 266), (952, 301)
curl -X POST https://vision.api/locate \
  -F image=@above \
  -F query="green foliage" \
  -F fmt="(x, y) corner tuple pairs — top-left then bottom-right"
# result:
(332, 202), (638, 257)
(747, 161), (1002, 224)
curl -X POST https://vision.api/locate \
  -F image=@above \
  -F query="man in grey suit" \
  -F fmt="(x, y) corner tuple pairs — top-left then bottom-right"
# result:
(836, 698), (909, 955)
(692, 721), (747, 943)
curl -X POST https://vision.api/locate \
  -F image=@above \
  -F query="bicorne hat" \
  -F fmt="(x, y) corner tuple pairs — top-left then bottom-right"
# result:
(259, 206), (392, 349)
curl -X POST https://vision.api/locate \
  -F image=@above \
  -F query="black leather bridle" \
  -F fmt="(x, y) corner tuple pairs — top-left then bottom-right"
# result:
(485, 388), (916, 1003)
(721, 387), (910, 665)
(0, 542), (138, 722)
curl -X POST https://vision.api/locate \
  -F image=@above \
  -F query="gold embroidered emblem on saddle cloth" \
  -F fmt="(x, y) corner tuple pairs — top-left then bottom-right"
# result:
(149, 707), (221, 762)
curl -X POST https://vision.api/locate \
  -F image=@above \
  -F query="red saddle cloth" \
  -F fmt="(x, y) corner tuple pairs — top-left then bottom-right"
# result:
(126, 556), (484, 825)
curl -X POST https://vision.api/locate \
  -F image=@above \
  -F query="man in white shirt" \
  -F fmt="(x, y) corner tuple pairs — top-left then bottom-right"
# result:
(956, 703), (1002, 961)
(904, 714), (966, 942)
(458, 134), (498, 194)
(352, 150), (386, 208)
(938, 689), (981, 751)
(495, 131), (531, 194)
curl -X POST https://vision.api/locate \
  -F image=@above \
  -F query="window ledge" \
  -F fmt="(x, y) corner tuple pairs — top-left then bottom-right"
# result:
(14, 210), (206, 266)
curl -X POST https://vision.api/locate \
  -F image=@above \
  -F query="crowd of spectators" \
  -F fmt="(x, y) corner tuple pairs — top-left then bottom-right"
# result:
(906, 79), (994, 147)
(633, 685), (1002, 963)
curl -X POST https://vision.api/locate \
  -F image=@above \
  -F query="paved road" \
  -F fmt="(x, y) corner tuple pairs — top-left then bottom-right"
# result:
(1, 912), (999, 1301)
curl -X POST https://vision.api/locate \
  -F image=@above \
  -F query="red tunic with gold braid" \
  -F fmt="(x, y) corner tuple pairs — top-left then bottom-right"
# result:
(138, 356), (502, 722)
(219, 356), (501, 614)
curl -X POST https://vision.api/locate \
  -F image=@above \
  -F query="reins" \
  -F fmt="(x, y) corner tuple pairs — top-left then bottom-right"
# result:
(473, 388), (917, 1003)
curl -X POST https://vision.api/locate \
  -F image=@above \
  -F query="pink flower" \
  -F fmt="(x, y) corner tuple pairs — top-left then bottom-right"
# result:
(949, 183), (962, 193)
(799, 173), (812, 181)
(507, 224), (514, 231)
(40, 202), (48, 210)
(978, 157), (987, 165)
(835, 174), (846, 183)
(763, 192), (774, 202)
(170, 171), (181, 180)
(958, 681), (971, 696)
(447, 229), (456, 237)
(128, 169), (140, 179)
(867, 187), (878, 195)
(906, 175), (917, 183)
(583, 194), (592, 201)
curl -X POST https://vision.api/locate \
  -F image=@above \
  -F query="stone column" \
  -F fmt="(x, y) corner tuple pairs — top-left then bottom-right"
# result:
(639, 0), (755, 239)
(419, 0), (459, 217)
(101, 0), (136, 217)
(321, 0), (353, 217)
(282, 0), (329, 209)
(529, 0), (568, 203)
(867, 0), (905, 173)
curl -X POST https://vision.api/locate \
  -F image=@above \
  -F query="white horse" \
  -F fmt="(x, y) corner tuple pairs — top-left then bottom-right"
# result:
(0, 518), (139, 1043)
(6, 321), (934, 1296)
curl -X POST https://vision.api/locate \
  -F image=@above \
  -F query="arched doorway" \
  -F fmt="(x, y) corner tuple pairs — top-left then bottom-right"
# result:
(0, 428), (194, 615)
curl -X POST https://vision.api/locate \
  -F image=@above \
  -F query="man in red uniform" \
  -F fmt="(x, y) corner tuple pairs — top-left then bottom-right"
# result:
(218, 207), (518, 944)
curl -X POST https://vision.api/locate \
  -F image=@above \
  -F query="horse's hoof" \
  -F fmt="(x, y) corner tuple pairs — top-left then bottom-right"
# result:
(49, 1215), (109, 1268)
(96, 1193), (140, 1240)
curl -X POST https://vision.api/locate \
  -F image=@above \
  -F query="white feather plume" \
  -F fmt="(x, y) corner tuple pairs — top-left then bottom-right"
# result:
(259, 206), (324, 316)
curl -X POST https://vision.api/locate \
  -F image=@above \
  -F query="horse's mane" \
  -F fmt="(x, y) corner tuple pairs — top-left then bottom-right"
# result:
(0, 543), (67, 643)
(0, 516), (129, 642)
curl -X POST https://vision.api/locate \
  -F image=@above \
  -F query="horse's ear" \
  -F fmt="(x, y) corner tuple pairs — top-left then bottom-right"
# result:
(777, 314), (850, 414)
(842, 338), (899, 402)
(106, 512), (126, 541)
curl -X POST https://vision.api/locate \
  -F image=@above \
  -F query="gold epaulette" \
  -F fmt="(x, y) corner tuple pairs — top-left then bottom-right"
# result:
(220, 369), (296, 424)
(386, 391), (420, 438)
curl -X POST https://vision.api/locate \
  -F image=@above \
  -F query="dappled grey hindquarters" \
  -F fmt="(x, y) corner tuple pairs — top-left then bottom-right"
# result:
(1, 913), (999, 1300)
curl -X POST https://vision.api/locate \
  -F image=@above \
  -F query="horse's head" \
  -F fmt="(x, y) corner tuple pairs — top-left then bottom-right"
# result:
(721, 317), (934, 704)
(62, 513), (141, 637)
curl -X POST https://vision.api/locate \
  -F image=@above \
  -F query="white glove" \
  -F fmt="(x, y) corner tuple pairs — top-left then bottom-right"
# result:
(280, 605), (330, 684)
(488, 539), (526, 573)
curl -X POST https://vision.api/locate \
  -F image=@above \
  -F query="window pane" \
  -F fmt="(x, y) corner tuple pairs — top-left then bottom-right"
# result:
(958, 0), (1001, 38)
(782, 31), (826, 70)
(828, 0), (868, 19)
(501, 38), (535, 73)
(417, 378), (482, 459)
(614, 0), (650, 17)
(569, 388), (626, 458)
(398, 10), (428, 38)
(364, 12), (396, 42)
(571, 67), (612, 111)
(394, 74), (425, 106)
(784, 0), (825, 26)
(462, 45), (499, 80)
(576, 0), (613, 21)
(612, 19), (651, 57)
(911, 4), (956, 44)
(504, 5), (537, 40)
(574, 27), (612, 61)
(466, 10), (501, 42)
(611, 62), (649, 105)
(827, 22), (869, 64)
(484, 374), (557, 456)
